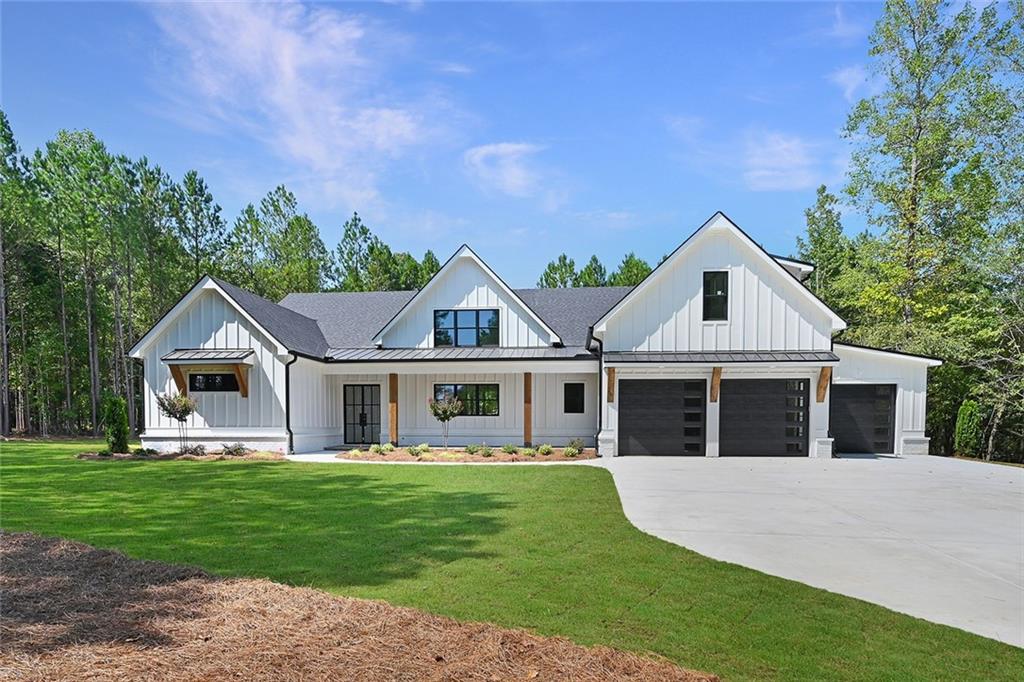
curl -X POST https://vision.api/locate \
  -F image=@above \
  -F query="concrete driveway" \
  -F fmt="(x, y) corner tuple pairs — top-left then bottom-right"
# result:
(598, 455), (1023, 646)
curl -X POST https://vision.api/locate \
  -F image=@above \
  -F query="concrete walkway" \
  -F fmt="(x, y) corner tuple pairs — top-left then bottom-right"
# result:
(598, 454), (1024, 646)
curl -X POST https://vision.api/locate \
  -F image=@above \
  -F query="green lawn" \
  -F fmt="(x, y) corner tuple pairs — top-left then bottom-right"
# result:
(2, 440), (1021, 681)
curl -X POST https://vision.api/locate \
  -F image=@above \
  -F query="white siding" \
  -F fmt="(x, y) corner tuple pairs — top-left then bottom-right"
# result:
(396, 372), (596, 446)
(833, 345), (933, 453)
(601, 229), (833, 352)
(382, 255), (551, 348)
(140, 290), (286, 450)
(291, 366), (388, 451)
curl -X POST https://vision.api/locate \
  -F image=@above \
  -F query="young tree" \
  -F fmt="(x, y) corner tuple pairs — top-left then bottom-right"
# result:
(575, 255), (608, 287)
(428, 394), (463, 449)
(156, 392), (197, 453)
(607, 252), (652, 286)
(102, 393), (129, 454)
(537, 254), (576, 288)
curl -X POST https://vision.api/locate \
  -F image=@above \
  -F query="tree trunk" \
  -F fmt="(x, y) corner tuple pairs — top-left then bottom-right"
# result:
(83, 258), (101, 436)
(0, 221), (9, 436)
(55, 228), (73, 431)
(986, 399), (1006, 462)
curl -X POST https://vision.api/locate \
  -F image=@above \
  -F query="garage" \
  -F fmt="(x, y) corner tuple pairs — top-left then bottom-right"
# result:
(830, 383), (896, 454)
(618, 379), (706, 455)
(719, 379), (809, 456)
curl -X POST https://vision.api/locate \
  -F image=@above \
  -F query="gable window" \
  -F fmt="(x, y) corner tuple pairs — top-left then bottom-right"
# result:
(563, 382), (585, 414)
(188, 372), (239, 392)
(703, 271), (729, 321)
(434, 383), (499, 416)
(434, 309), (499, 347)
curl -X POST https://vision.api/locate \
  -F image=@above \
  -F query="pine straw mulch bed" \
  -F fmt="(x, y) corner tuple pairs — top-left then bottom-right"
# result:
(75, 451), (285, 462)
(336, 448), (597, 463)
(0, 532), (716, 681)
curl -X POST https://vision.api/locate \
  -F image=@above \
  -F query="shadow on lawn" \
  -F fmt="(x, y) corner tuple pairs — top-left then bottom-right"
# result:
(2, 454), (512, 590)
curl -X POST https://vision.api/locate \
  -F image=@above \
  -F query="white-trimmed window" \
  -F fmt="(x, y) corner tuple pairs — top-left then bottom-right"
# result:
(702, 271), (728, 321)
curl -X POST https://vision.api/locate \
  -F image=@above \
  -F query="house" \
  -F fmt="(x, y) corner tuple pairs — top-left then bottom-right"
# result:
(128, 212), (941, 457)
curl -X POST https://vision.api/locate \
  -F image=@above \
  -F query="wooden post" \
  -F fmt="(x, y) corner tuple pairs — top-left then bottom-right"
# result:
(169, 365), (187, 394)
(606, 367), (616, 402)
(710, 367), (722, 403)
(388, 373), (399, 445)
(816, 366), (832, 403)
(523, 372), (532, 447)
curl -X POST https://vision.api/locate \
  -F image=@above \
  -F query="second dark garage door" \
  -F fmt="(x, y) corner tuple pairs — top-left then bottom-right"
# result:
(619, 379), (706, 455)
(830, 384), (896, 454)
(719, 379), (809, 456)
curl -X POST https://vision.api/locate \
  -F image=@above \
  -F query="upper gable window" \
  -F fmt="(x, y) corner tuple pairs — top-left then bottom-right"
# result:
(703, 271), (729, 321)
(434, 309), (499, 347)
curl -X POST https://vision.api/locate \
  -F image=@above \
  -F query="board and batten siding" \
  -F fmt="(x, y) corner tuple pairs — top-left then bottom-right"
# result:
(396, 371), (596, 446)
(290, 363), (388, 451)
(382, 256), (551, 348)
(142, 289), (286, 439)
(832, 345), (931, 453)
(601, 229), (834, 353)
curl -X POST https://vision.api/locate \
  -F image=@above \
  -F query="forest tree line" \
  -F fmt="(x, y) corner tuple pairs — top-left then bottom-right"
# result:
(0, 0), (1021, 459)
(532, 1), (1024, 460)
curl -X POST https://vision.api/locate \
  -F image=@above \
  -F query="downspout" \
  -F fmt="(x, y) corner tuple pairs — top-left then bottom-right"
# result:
(284, 353), (298, 454)
(587, 326), (604, 433)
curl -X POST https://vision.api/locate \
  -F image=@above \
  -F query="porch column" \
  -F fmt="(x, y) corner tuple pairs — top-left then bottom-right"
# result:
(523, 371), (533, 447)
(388, 373), (399, 446)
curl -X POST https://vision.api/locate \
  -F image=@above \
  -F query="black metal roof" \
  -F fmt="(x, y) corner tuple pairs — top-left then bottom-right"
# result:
(326, 346), (596, 362)
(604, 350), (839, 363)
(161, 349), (254, 362)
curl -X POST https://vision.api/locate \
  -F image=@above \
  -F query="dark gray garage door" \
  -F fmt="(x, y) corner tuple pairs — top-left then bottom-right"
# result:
(830, 384), (896, 454)
(720, 379), (809, 456)
(619, 379), (706, 455)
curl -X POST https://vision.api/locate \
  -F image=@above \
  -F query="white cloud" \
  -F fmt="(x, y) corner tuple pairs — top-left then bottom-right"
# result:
(743, 132), (818, 191)
(437, 62), (474, 75)
(150, 2), (444, 208)
(829, 64), (867, 102)
(826, 4), (867, 43)
(462, 142), (544, 197)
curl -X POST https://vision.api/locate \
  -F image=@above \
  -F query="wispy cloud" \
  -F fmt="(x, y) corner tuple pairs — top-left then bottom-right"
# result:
(829, 64), (867, 102)
(825, 4), (867, 43)
(665, 115), (705, 144)
(743, 131), (819, 192)
(462, 142), (568, 210)
(437, 62), (474, 76)
(150, 2), (447, 208)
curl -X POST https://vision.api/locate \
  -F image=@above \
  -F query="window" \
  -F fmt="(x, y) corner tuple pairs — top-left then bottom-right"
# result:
(563, 383), (585, 414)
(188, 372), (239, 392)
(702, 271), (728, 321)
(434, 309), (499, 347)
(434, 383), (499, 416)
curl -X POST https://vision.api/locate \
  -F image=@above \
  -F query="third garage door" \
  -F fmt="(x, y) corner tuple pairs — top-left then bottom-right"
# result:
(619, 379), (706, 455)
(719, 379), (809, 456)
(830, 384), (896, 454)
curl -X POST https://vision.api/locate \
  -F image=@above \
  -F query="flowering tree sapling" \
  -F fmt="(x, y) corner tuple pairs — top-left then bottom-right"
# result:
(155, 392), (198, 453)
(427, 395), (463, 449)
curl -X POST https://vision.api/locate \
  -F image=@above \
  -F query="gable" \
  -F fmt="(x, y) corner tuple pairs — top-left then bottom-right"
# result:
(594, 213), (845, 353)
(377, 247), (560, 348)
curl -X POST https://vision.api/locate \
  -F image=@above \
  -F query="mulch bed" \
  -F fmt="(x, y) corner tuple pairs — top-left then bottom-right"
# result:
(0, 532), (716, 681)
(337, 448), (597, 463)
(76, 451), (285, 462)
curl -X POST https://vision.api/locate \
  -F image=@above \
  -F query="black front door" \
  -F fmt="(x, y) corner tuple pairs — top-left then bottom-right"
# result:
(830, 384), (896, 454)
(719, 379), (809, 456)
(619, 379), (706, 455)
(344, 384), (381, 445)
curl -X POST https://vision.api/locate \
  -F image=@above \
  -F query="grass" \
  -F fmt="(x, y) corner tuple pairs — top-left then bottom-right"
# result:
(2, 439), (1021, 681)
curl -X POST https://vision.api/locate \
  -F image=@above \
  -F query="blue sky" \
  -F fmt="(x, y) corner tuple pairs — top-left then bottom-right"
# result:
(2, 1), (881, 287)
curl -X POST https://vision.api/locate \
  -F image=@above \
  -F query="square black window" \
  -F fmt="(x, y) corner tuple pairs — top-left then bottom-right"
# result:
(702, 271), (728, 321)
(563, 383), (585, 414)
(188, 372), (239, 392)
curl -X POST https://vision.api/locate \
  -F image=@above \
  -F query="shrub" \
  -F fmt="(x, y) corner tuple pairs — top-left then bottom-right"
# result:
(179, 444), (206, 457)
(346, 448), (363, 458)
(479, 445), (493, 457)
(368, 443), (384, 454)
(537, 443), (554, 456)
(439, 451), (462, 461)
(155, 392), (198, 452)
(102, 394), (130, 454)
(406, 445), (422, 456)
(427, 395), (464, 449)
(954, 400), (984, 457)
(417, 443), (431, 453)
(419, 452), (437, 462)
(567, 437), (585, 451)
(132, 447), (158, 457)
(465, 443), (481, 454)
(563, 446), (580, 458)
(522, 448), (536, 457)
(501, 443), (519, 454)
(221, 442), (250, 457)
(381, 442), (396, 452)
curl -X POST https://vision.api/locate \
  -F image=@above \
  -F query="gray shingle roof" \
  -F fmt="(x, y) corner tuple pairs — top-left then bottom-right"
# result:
(211, 277), (329, 358)
(604, 350), (840, 363)
(516, 287), (632, 346)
